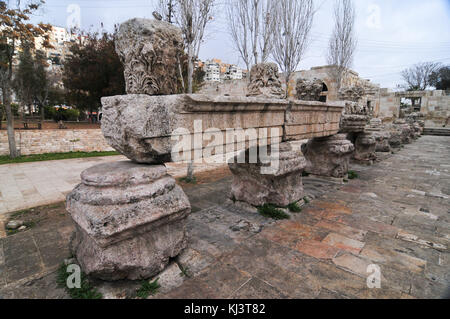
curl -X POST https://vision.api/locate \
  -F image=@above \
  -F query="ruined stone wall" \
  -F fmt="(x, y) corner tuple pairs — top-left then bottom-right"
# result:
(0, 129), (114, 156)
(377, 90), (450, 126)
(421, 91), (450, 127)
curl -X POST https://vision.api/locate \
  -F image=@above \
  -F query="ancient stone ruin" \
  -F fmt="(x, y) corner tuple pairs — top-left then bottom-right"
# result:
(302, 134), (354, 179)
(247, 63), (285, 98)
(66, 18), (426, 282)
(67, 162), (189, 280)
(229, 143), (307, 207)
(295, 78), (324, 101)
(115, 18), (183, 95)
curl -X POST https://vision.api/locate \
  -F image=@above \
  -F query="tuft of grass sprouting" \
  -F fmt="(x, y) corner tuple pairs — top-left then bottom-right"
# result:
(56, 263), (102, 299)
(136, 278), (161, 299)
(287, 202), (302, 213)
(348, 170), (359, 180)
(257, 204), (290, 220)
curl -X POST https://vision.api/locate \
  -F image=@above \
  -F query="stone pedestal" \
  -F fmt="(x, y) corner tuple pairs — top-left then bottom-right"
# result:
(66, 161), (190, 281)
(373, 131), (392, 152)
(354, 133), (377, 165)
(339, 114), (369, 133)
(366, 119), (391, 153)
(302, 134), (354, 178)
(228, 143), (307, 207)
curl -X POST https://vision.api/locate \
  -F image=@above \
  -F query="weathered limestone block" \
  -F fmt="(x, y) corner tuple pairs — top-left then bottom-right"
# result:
(285, 100), (343, 140)
(115, 18), (183, 95)
(373, 131), (391, 152)
(338, 86), (365, 102)
(101, 94), (344, 164)
(247, 63), (285, 98)
(295, 78), (324, 101)
(67, 161), (190, 281)
(302, 134), (355, 178)
(354, 133), (377, 164)
(366, 119), (391, 152)
(340, 114), (369, 133)
(387, 125), (403, 148)
(229, 143), (307, 207)
(412, 122), (422, 139)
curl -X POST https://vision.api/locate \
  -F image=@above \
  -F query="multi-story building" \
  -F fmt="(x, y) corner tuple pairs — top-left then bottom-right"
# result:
(225, 65), (243, 80)
(203, 59), (245, 82)
(204, 60), (221, 82)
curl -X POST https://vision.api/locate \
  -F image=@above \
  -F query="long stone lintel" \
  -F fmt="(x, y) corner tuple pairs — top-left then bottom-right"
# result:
(101, 94), (345, 164)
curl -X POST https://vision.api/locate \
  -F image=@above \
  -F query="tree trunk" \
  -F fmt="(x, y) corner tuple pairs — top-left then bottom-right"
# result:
(0, 104), (3, 131)
(3, 85), (19, 158)
(187, 45), (194, 94)
(177, 55), (185, 93)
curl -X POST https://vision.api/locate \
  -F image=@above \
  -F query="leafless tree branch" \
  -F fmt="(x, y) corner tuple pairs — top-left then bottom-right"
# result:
(272, 0), (315, 95)
(326, 0), (357, 90)
(401, 62), (441, 91)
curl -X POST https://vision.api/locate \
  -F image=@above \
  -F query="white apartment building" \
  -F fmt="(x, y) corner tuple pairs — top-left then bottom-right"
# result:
(225, 65), (243, 80)
(204, 60), (221, 82)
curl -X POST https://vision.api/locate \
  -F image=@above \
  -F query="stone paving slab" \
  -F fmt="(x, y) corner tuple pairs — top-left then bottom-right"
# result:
(0, 155), (227, 215)
(0, 136), (449, 299)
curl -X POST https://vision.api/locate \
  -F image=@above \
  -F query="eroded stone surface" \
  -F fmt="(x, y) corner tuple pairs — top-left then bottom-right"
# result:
(66, 161), (191, 280)
(229, 143), (307, 207)
(115, 18), (183, 95)
(302, 134), (355, 178)
(295, 78), (324, 101)
(101, 94), (344, 164)
(353, 132), (377, 164)
(247, 63), (285, 98)
(340, 114), (369, 133)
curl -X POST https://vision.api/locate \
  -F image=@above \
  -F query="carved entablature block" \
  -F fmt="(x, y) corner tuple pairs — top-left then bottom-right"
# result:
(115, 18), (183, 95)
(295, 78), (324, 101)
(247, 63), (285, 98)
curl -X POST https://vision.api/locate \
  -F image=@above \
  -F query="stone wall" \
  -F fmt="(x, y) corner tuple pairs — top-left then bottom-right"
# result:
(0, 129), (114, 156)
(377, 90), (450, 126)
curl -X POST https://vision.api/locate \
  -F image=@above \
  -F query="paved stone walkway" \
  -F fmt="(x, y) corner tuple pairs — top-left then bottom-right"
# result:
(0, 136), (449, 298)
(0, 155), (225, 215)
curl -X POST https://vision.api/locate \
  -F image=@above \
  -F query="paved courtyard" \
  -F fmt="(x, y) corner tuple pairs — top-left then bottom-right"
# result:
(0, 136), (449, 298)
(0, 155), (225, 215)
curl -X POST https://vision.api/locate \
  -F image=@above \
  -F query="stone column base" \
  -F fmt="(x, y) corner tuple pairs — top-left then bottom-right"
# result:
(353, 132), (377, 165)
(66, 161), (191, 281)
(228, 142), (307, 207)
(302, 134), (355, 178)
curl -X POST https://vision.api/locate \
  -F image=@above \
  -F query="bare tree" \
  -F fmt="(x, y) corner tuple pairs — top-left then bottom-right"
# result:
(401, 62), (441, 91)
(272, 0), (315, 96)
(226, 0), (277, 71)
(327, 0), (357, 90)
(156, 0), (177, 23)
(0, 0), (52, 158)
(176, 0), (215, 94)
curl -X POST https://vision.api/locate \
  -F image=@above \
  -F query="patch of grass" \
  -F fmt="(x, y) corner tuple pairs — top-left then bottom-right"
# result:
(0, 151), (120, 165)
(179, 264), (191, 278)
(257, 204), (290, 220)
(348, 170), (359, 180)
(56, 263), (102, 299)
(303, 197), (310, 204)
(136, 278), (160, 299)
(178, 176), (197, 184)
(287, 202), (302, 213)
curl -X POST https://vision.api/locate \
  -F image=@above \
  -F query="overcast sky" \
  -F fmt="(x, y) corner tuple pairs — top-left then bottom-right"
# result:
(30, 0), (450, 89)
